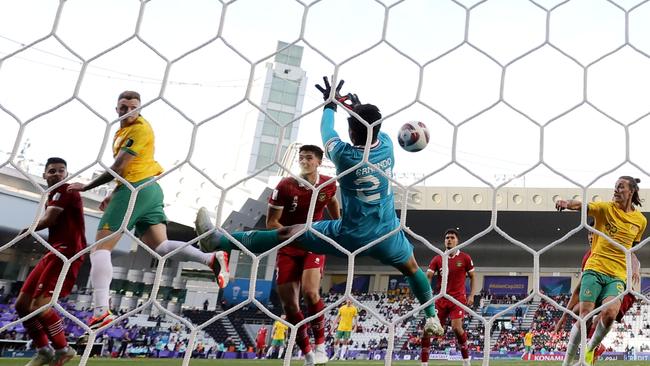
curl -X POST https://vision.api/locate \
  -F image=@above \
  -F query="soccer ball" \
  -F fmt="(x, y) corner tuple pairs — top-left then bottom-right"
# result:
(397, 121), (429, 152)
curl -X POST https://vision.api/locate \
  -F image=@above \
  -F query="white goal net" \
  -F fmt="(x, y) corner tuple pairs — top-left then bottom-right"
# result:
(1, 1), (649, 366)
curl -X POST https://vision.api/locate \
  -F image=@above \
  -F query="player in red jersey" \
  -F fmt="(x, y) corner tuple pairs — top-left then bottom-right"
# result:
(266, 144), (339, 366)
(15, 158), (85, 366)
(421, 229), (476, 366)
(255, 325), (268, 359)
(554, 222), (640, 365)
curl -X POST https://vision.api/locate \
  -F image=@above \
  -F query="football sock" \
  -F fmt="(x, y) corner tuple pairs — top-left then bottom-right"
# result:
(407, 268), (437, 317)
(286, 311), (312, 354)
(563, 324), (581, 366)
(22, 316), (49, 348)
(41, 310), (67, 349)
(307, 299), (326, 345)
(90, 249), (112, 315)
(155, 240), (212, 266)
(218, 230), (281, 253)
(421, 334), (431, 364)
(458, 331), (469, 360)
(587, 320), (611, 352)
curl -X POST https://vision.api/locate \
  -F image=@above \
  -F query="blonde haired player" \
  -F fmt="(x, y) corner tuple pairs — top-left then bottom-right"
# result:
(331, 299), (358, 361)
(68, 91), (229, 330)
(266, 315), (289, 359)
(556, 176), (647, 365)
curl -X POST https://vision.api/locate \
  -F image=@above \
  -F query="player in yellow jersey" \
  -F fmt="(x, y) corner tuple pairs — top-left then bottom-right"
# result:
(555, 176), (647, 366)
(266, 315), (288, 359)
(523, 330), (533, 357)
(331, 299), (358, 361)
(68, 91), (229, 331)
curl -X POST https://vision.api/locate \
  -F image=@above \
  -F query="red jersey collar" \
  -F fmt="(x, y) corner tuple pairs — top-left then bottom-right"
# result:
(297, 174), (320, 188)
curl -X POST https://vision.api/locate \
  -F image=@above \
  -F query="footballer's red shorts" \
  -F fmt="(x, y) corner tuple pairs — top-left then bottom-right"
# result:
(616, 293), (636, 322)
(21, 252), (84, 299)
(275, 250), (325, 285)
(256, 341), (266, 349)
(435, 297), (466, 324)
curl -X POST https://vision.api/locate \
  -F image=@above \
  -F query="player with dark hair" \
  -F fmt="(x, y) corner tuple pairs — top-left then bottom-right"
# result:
(554, 219), (641, 364)
(556, 176), (646, 365)
(68, 91), (229, 331)
(195, 77), (444, 343)
(421, 228), (476, 366)
(266, 144), (339, 365)
(15, 157), (83, 366)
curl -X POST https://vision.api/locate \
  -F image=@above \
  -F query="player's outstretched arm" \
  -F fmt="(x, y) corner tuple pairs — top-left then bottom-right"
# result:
(68, 150), (135, 192)
(315, 76), (343, 146)
(555, 199), (582, 211)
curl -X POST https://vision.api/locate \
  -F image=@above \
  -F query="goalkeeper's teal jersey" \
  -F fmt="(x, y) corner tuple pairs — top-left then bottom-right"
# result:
(321, 109), (400, 238)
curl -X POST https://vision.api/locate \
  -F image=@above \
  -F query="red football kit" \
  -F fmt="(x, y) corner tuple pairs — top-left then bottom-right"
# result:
(21, 183), (86, 298)
(256, 326), (268, 348)
(268, 175), (336, 284)
(428, 251), (474, 322)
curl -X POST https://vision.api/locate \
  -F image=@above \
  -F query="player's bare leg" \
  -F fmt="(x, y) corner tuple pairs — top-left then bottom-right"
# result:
(451, 318), (470, 366)
(395, 256), (443, 336)
(302, 267), (327, 364)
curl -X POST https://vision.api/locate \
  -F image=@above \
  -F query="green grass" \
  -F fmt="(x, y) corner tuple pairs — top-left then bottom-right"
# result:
(0, 359), (647, 366)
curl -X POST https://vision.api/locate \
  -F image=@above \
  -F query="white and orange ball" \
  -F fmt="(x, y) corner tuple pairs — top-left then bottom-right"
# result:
(397, 121), (429, 152)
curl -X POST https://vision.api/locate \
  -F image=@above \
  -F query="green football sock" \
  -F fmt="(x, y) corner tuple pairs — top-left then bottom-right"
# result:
(407, 268), (437, 318)
(218, 230), (281, 253)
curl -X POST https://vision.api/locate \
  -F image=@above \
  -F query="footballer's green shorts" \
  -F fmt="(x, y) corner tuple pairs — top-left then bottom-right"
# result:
(271, 339), (285, 347)
(336, 330), (352, 340)
(579, 270), (625, 304)
(98, 178), (167, 237)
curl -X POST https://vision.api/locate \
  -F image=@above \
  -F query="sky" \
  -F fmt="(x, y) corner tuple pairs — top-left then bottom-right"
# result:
(2, 0), (650, 224)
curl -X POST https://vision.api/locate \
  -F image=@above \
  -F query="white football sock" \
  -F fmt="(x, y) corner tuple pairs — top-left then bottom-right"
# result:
(155, 240), (212, 266)
(563, 324), (581, 366)
(90, 250), (112, 315)
(588, 320), (611, 351)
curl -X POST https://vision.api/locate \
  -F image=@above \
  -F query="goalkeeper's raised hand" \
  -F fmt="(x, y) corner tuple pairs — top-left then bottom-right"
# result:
(338, 93), (361, 111)
(315, 76), (344, 111)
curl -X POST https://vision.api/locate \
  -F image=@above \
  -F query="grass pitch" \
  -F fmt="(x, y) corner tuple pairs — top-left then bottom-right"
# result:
(0, 359), (647, 366)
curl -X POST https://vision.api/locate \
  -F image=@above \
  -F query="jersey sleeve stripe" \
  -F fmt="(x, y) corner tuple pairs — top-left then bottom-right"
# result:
(120, 147), (138, 156)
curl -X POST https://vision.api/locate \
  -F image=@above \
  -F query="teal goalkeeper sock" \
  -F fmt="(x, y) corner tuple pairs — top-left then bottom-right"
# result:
(407, 268), (437, 318)
(219, 230), (281, 253)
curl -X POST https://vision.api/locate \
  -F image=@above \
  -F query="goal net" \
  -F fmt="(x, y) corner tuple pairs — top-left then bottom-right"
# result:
(1, 1), (649, 365)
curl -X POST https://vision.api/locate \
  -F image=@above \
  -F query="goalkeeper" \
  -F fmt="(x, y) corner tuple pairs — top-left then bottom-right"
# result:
(196, 77), (443, 337)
